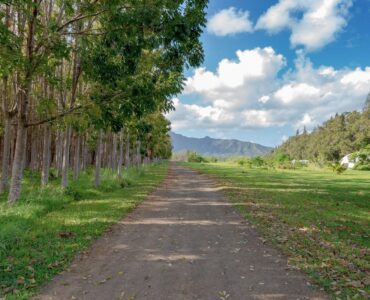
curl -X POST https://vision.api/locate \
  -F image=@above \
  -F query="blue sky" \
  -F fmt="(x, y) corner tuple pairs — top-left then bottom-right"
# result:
(167, 0), (370, 147)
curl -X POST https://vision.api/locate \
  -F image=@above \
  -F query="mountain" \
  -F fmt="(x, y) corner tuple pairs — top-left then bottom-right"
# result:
(170, 132), (272, 157)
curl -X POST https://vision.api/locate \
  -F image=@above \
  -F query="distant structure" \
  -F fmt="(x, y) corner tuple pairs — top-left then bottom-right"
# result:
(340, 154), (356, 169)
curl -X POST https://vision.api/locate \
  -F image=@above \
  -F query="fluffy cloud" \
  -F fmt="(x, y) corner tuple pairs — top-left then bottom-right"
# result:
(167, 47), (370, 134)
(208, 7), (254, 36)
(256, 0), (353, 51)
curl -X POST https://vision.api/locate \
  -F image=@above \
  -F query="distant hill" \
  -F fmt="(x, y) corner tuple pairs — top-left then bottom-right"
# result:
(170, 132), (272, 157)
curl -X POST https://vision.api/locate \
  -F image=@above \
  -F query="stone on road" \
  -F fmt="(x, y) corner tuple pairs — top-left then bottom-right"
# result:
(35, 164), (327, 300)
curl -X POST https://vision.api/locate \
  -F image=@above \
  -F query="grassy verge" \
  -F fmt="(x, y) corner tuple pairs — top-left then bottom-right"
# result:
(0, 162), (168, 299)
(183, 162), (369, 299)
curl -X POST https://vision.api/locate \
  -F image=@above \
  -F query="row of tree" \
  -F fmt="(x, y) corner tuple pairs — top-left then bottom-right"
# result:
(275, 99), (370, 162)
(0, 0), (208, 203)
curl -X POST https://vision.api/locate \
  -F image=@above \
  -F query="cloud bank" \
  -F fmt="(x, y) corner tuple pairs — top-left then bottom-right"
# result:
(168, 48), (370, 134)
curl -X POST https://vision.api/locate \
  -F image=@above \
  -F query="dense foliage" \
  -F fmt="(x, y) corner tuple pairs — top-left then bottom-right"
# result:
(275, 104), (370, 163)
(0, 0), (208, 202)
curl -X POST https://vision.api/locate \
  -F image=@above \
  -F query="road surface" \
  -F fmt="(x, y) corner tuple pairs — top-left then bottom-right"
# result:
(35, 164), (327, 300)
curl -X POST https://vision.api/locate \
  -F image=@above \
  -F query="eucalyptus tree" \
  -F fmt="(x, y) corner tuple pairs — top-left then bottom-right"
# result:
(0, 0), (208, 202)
(84, 0), (207, 183)
(0, 0), (107, 202)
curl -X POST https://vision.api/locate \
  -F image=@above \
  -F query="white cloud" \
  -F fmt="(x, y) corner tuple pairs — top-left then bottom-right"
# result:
(274, 83), (320, 104)
(168, 47), (370, 134)
(208, 7), (254, 36)
(185, 47), (285, 93)
(256, 0), (353, 51)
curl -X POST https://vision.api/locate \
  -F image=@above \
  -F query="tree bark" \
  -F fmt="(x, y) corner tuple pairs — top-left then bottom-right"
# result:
(1, 8), (12, 193)
(0, 78), (11, 192)
(8, 0), (38, 203)
(117, 131), (124, 177)
(55, 130), (63, 177)
(41, 124), (51, 185)
(112, 133), (117, 172)
(8, 121), (27, 203)
(125, 133), (130, 169)
(136, 140), (141, 167)
(61, 126), (72, 189)
(73, 134), (81, 180)
(95, 129), (103, 187)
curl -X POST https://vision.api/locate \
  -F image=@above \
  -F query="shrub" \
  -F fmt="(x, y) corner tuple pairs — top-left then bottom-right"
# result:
(64, 186), (82, 201)
(250, 156), (266, 168)
(207, 156), (218, 163)
(187, 151), (207, 163)
(119, 177), (133, 188)
(354, 163), (370, 171)
(330, 162), (346, 175)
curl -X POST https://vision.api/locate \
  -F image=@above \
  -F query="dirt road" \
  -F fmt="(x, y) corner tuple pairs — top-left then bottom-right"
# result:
(35, 164), (327, 300)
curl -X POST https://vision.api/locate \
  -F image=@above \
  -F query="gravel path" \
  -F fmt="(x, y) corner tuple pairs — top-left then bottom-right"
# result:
(35, 164), (327, 300)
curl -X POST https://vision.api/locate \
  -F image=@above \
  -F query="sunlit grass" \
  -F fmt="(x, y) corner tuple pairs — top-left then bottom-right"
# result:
(184, 162), (370, 299)
(0, 162), (168, 299)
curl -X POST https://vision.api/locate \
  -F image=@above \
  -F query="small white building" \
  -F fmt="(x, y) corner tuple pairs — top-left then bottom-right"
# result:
(340, 154), (357, 169)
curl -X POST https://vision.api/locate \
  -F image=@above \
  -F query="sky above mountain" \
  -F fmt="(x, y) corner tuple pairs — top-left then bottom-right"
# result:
(167, 0), (370, 147)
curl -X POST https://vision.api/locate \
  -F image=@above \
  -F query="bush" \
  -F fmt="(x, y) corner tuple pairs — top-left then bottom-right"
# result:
(330, 162), (346, 175)
(64, 186), (82, 201)
(187, 151), (207, 163)
(119, 177), (133, 188)
(207, 156), (218, 163)
(250, 156), (266, 168)
(354, 163), (370, 171)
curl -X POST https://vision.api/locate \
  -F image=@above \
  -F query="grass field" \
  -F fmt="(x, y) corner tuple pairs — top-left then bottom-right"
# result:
(183, 162), (370, 299)
(0, 162), (168, 299)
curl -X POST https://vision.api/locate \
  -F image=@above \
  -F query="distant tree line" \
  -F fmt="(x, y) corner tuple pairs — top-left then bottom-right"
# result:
(0, 0), (208, 203)
(275, 101), (370, 163)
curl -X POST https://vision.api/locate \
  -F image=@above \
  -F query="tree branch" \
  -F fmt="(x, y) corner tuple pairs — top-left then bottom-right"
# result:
(25, 105), (83, 127)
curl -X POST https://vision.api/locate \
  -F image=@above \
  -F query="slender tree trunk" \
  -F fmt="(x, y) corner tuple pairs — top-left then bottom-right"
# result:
(8, 0), (38, 203)
(112, 133), (117, 172)
(61, 126), (72, 189)
(1, 117), (11, 192)
(30, 128), (38, 170)
(82, 135), (88, 170)
(95, 129), (103, 187)
(117, 131), (124, 177)
(136, 140), (141, 167)
(55, 130), (63, 177)
(41, 124), (51, 185)
(8, 121), (27, 203)
(125, 134), (130, 169)
(0, 1), (12, 192)
(73, 135), (81, 180)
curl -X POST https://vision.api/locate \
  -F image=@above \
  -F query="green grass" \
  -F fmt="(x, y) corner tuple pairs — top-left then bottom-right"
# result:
(0, 162), (168, 299)
(183, 162), (370, 299)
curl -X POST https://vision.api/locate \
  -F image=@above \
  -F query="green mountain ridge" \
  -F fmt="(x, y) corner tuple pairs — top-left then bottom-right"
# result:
(170, 132), (272, 157)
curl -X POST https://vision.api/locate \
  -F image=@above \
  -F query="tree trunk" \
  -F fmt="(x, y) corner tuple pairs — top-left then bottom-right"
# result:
(73, 135), (81, 180)
(8, 0), (37, 203)
(41, 124), (51, 186)
(125, 134), (130, 169)
(0, 0), (12, 192)
(112, 133), (117, 172)
(1, 117), (11, 192)
(82, 134), (88, 170)
(61, 126), (72, 189)
(95, 129), (103, 187)
(136, 140), (141, 167)
(8, 122), (27, 203)
(55, 130), (63, 177)
(117, 131), (124, 177)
